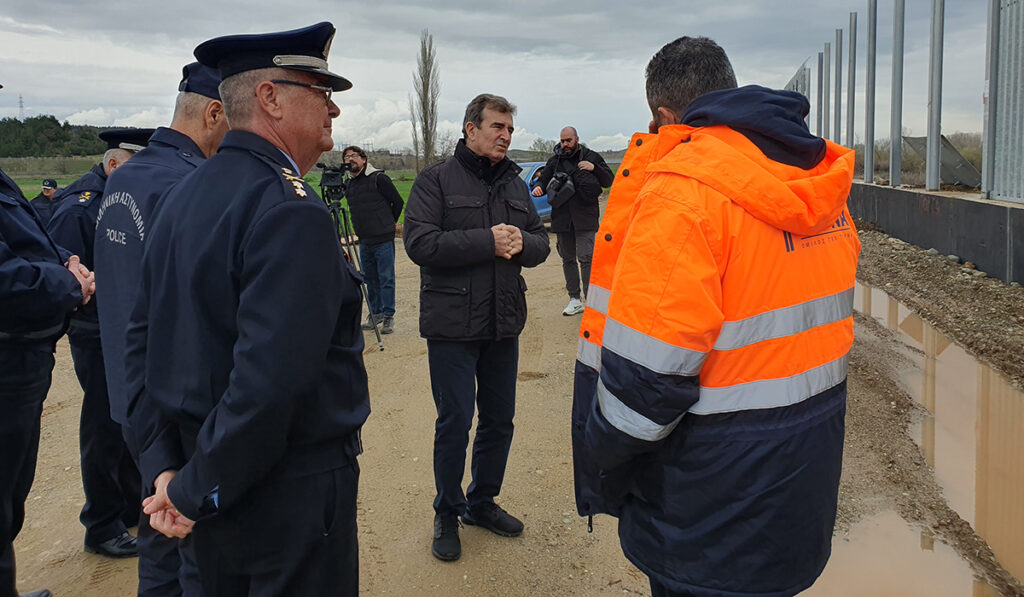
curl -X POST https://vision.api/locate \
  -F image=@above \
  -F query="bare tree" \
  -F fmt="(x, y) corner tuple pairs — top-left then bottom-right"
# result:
(411, 29), (440, 170)
(408, 93), (420, 173)
(435, 131), (458, 159)
(529, 137), (556, 155)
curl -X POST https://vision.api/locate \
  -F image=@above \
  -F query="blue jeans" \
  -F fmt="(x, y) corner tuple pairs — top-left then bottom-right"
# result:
(359, 241), (396, 317)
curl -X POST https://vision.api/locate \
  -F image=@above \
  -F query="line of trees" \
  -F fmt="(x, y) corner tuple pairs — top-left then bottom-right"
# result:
(0, 115), (107, 157)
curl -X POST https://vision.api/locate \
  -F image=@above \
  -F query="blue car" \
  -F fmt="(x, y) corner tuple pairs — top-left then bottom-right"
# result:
(517, 161), (550, 221)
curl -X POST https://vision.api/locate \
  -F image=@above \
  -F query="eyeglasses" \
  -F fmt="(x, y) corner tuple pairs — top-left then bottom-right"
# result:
(271, 79), (333, 106)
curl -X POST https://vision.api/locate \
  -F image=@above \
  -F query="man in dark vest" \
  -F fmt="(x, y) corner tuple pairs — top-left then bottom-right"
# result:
(342, 145), (404, 334)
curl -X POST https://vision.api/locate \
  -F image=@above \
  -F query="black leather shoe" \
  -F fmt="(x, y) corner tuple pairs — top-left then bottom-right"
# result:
(431, 514), (461, 561)
(19, 590), (53, 597)
(85, 530), (138, 558)
(462, 502), (524, 537)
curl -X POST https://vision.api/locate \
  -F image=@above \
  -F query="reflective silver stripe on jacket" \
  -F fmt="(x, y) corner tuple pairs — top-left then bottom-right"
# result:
(602, 318), (707, 377)
(689, 353), (849, 415)
(577, 337), (601, 371)
(597, 377), (684, 442)
(714, 288), (854, 351)
(586, 284), (610, 315)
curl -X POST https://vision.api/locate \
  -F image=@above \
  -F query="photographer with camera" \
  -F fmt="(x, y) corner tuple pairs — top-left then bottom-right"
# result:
(342, 146), (404, 335)
(531, 127), (613, 316)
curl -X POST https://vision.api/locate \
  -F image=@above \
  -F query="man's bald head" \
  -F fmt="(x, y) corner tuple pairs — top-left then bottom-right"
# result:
(559, 126), (580, 153)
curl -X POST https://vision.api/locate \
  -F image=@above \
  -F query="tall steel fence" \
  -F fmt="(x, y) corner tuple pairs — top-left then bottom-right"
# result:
(791, 0), (1023, 203)
(986, 0), (1024, 203)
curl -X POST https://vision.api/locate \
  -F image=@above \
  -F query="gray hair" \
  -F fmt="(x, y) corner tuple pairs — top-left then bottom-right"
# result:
(645, 36), (737, 122)
(218, 67), (282, 128)
(462, 93), (516, 138)
(171, 91), (213, 123)
(102, 148), (134, 174)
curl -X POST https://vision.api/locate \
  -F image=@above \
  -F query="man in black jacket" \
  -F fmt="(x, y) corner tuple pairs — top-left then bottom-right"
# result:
(532, 127), (614, 315)
(29, 179), (61, 225)
(404, 93), (550, 562)
(342, 145), (403, 334)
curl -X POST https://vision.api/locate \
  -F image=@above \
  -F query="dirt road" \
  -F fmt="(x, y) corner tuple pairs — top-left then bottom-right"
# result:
(12, 228), (1024, 596)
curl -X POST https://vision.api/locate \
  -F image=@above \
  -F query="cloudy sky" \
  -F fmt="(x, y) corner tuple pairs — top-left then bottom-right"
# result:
(0, 0), (989, 152)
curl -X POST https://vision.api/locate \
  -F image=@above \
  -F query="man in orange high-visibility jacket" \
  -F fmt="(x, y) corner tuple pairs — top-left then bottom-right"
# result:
(572, 36), (859, 597)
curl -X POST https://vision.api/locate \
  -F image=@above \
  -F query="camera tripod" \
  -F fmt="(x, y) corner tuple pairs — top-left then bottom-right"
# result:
(320, 173), (384, 351)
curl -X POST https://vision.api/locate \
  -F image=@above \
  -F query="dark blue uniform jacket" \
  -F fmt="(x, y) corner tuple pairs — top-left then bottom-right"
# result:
(0, 168), (80, 341)
(30, 194), (63, 226)
(124, 130), (370, 523)
(47, 164), (107, 342)
(95, 128), (206, 424)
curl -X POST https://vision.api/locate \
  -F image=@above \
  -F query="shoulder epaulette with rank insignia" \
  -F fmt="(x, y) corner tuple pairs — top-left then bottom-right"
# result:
(78, 191), (94, 203)
(280, 167), (309, 199)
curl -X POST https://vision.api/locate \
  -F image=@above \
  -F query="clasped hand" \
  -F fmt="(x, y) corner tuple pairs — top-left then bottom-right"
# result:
(142, 470), (195, 539)
(66, 255), (94, 305)
(491, 223), (524, 260)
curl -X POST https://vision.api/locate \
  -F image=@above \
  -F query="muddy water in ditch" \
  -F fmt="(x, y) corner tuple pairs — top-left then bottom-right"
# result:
(807, 282), (1022, 595)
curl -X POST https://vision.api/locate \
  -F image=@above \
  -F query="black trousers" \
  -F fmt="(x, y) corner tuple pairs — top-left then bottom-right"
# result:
(121, 425), (201, 597)
(0, 346), (53, 597)
(191, 463), (360, 596)
(69, 339), (140, 545)
(427, 338), (518, 516)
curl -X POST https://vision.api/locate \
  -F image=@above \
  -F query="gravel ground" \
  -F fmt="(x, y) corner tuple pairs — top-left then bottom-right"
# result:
(12, 224), (1024, 596)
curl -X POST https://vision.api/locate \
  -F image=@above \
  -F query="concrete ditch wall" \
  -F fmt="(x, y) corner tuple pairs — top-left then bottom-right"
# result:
(848, 182), (1023, 284)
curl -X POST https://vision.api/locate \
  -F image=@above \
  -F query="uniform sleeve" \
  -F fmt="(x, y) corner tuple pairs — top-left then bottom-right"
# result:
(402, 166), (495, 268)
(165, 200), (348, 520)
(125, 276), (186, 488)
(584, 189), (723, 471)
(47, 208), (91, 266)
(0, 236), (82, 326)
(375, 173), (405, 222)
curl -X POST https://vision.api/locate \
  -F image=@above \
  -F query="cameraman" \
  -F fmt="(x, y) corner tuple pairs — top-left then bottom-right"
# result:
(343, 145), (404, 334)
(532, 127), (614, 315)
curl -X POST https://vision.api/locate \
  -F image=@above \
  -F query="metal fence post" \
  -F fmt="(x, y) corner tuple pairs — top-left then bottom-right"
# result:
(847, 12), (857, 147)
(865, 0), (877, 183)
(926, 0), (945, 191)
(835, 29), (843, 143)
(817, 52), (824, 136)
(982, 0), (1000, 198)
(890, 0), (905, 186)
(824, 42), (831, 140)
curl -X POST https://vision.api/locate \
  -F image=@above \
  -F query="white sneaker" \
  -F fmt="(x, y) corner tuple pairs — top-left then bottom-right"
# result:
(562, 297), (584, 316)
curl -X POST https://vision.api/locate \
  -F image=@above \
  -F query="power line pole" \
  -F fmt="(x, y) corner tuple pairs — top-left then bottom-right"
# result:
(18, 95), (24, 120)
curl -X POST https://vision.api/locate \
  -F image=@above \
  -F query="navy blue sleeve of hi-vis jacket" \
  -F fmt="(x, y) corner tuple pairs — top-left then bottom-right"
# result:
(165, 200), (349, 521)
(584, 350), (701, 472)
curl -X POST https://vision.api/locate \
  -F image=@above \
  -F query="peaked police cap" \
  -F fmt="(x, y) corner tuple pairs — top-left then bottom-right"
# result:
(179, 62), (222, 100)
(193, 22), (352, 92)
(98, 128), (155, 153)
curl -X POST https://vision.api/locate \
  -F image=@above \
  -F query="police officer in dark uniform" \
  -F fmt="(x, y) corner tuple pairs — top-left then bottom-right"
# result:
(0, 81), (94, 597)
(95, 63), (226, 597)
(47, 128), (154, 559)
(125, 23), (370, 596)
(29, 180), (61, 225)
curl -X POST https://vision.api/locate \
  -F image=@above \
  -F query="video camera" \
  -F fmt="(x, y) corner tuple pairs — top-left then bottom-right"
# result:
(316, 161), (357, 202)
